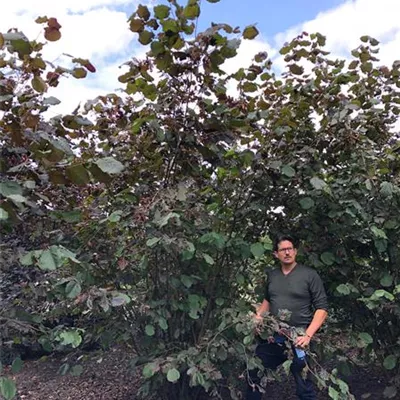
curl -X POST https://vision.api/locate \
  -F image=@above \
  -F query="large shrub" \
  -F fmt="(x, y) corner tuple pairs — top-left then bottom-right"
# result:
(1, 1), (399, 399)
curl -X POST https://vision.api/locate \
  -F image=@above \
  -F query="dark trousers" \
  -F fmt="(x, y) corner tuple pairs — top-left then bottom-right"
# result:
(246, 341), (316, 400)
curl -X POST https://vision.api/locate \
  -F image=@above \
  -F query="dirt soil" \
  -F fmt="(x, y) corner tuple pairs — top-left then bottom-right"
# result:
(4, 346), (391, 400)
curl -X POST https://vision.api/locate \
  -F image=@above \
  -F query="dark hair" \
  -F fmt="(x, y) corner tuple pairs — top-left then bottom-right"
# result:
(273, 234), (299, 252)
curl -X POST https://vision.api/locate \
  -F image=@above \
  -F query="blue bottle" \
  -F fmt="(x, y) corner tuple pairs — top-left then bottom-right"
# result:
(295, 348), (306, 360)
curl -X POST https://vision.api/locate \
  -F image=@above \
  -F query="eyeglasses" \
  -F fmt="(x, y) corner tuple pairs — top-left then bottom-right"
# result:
(277, 247), (294, 253)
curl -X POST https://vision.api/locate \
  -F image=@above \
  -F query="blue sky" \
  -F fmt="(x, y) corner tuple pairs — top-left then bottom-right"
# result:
(197, 0), (343, 39)
(2, 0), (399, 114)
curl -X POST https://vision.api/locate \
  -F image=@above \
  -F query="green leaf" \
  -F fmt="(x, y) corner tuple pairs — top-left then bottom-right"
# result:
(189, 310), (199, 319)
(0, 181), (23, 197)
(328, 386), (340, 400)
(145, 324), (155, 336)
(299, 197), (314, 210)
(394, 284), (400, 295)
(310, 177), (326, 190)
(31, 76), (47, 93)
(58, 331), (82, 348)
(282, 360), (292, 375)
(216, 347), (227, 361)
(151, 41), (165, 56)
(202, 253), (214, 265)
(137, 4), (150, 20)
(242, 82), (258, 92)
(380, 182), (393, 197)
(0, 377), (17, 400)
(58, 363), (70, 376)
(243, 335), (253, 345)
(66, 164), (91, 185)
(7, 194), (26, 204)
(38, 250), (58, 270)
(167, 368), (180, 383)
(383, 355), (397, 370)
(243, 26), (259, 40)
(183, 4), (200, 20)
(380, 274), (393, 288)
(0, 207), (9, 220)
(282, 165), (295, 177)
(11, 38), (32, 57)
(130, 18), (145, 33)
(250, 243), (265, 258)
(280, 45), (292, 55)
(383, 386), (398, 399)
(20, 251), (34, 266)
(158, 317), (168, 331)
(336, 284), (350, 295)
(321, 252), (335, 266)
(65, 281), (81, 299)
(370, 37), (380, 46)
(216, 298), (224, 306)
(289, 64), (304, 75)
(154, 5), (170, 19)
(162, 19), (179, 33)
(39, 132), (73, 155)
(11, 357), (23, 373)
(181, 275), (194, 288)
(70, 365), (83, 376)
(139, 30), (154, 45)
(43, 96), (61, 105)
(108, 210), (122, 223)
(236, 274), (245, 285)
(146, 237), (160, 247)
(72, 67), (87, 79)
(199, 232), (225, 249)
(155, 52), (173, 71)
(55, 246), (80, 264)
(54, 210), (82, 223)
(358, 332), (373, 345)
(348, 60), (359, 70)
(143, 362), (158, 378)
(372, 289), (394, 301)
(111, 293), (131, 307)
(23, 180), (36, 189)
(95, 157), (125, 175)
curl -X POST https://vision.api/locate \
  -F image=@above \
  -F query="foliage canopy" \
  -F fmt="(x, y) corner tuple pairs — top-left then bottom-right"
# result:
(1, 1), (400, 399)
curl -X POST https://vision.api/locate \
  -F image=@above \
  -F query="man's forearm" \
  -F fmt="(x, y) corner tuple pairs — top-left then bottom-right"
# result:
(305, 309), (328, 338)
(256, 299), (270, 317)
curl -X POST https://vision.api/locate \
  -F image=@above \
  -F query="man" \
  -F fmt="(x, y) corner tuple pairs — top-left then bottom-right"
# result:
(246, 234), (328, 400)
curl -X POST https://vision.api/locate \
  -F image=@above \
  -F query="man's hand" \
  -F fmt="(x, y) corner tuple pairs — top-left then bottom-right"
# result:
(253, 314), (263, 335)
(254, 314), (263, 323)
(295, 334), (311, 348)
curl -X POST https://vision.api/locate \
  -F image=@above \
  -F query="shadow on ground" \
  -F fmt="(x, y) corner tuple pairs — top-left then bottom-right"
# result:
(5, 346), (390, 400)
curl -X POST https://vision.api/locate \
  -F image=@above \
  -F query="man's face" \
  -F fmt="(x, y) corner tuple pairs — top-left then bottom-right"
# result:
(274, 240), (297, 265)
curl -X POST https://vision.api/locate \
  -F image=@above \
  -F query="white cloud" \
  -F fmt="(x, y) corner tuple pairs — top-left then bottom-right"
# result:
(272, 0), (400, 132)
(274, 0), (400, 67)
(2, 0), (134, 15)
(221, 37), (275, 98)
(223, 38), (276, 75)
(4, 0), (399, 117)
(1, 0), (149, 114)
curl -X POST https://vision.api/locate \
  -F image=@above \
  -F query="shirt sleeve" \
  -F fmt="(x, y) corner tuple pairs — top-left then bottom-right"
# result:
(309, 271), (328, 311)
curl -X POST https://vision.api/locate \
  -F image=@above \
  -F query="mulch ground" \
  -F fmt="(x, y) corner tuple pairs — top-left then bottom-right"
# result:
(4, 346), (391, 400)
(6, 347), (138, 400)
